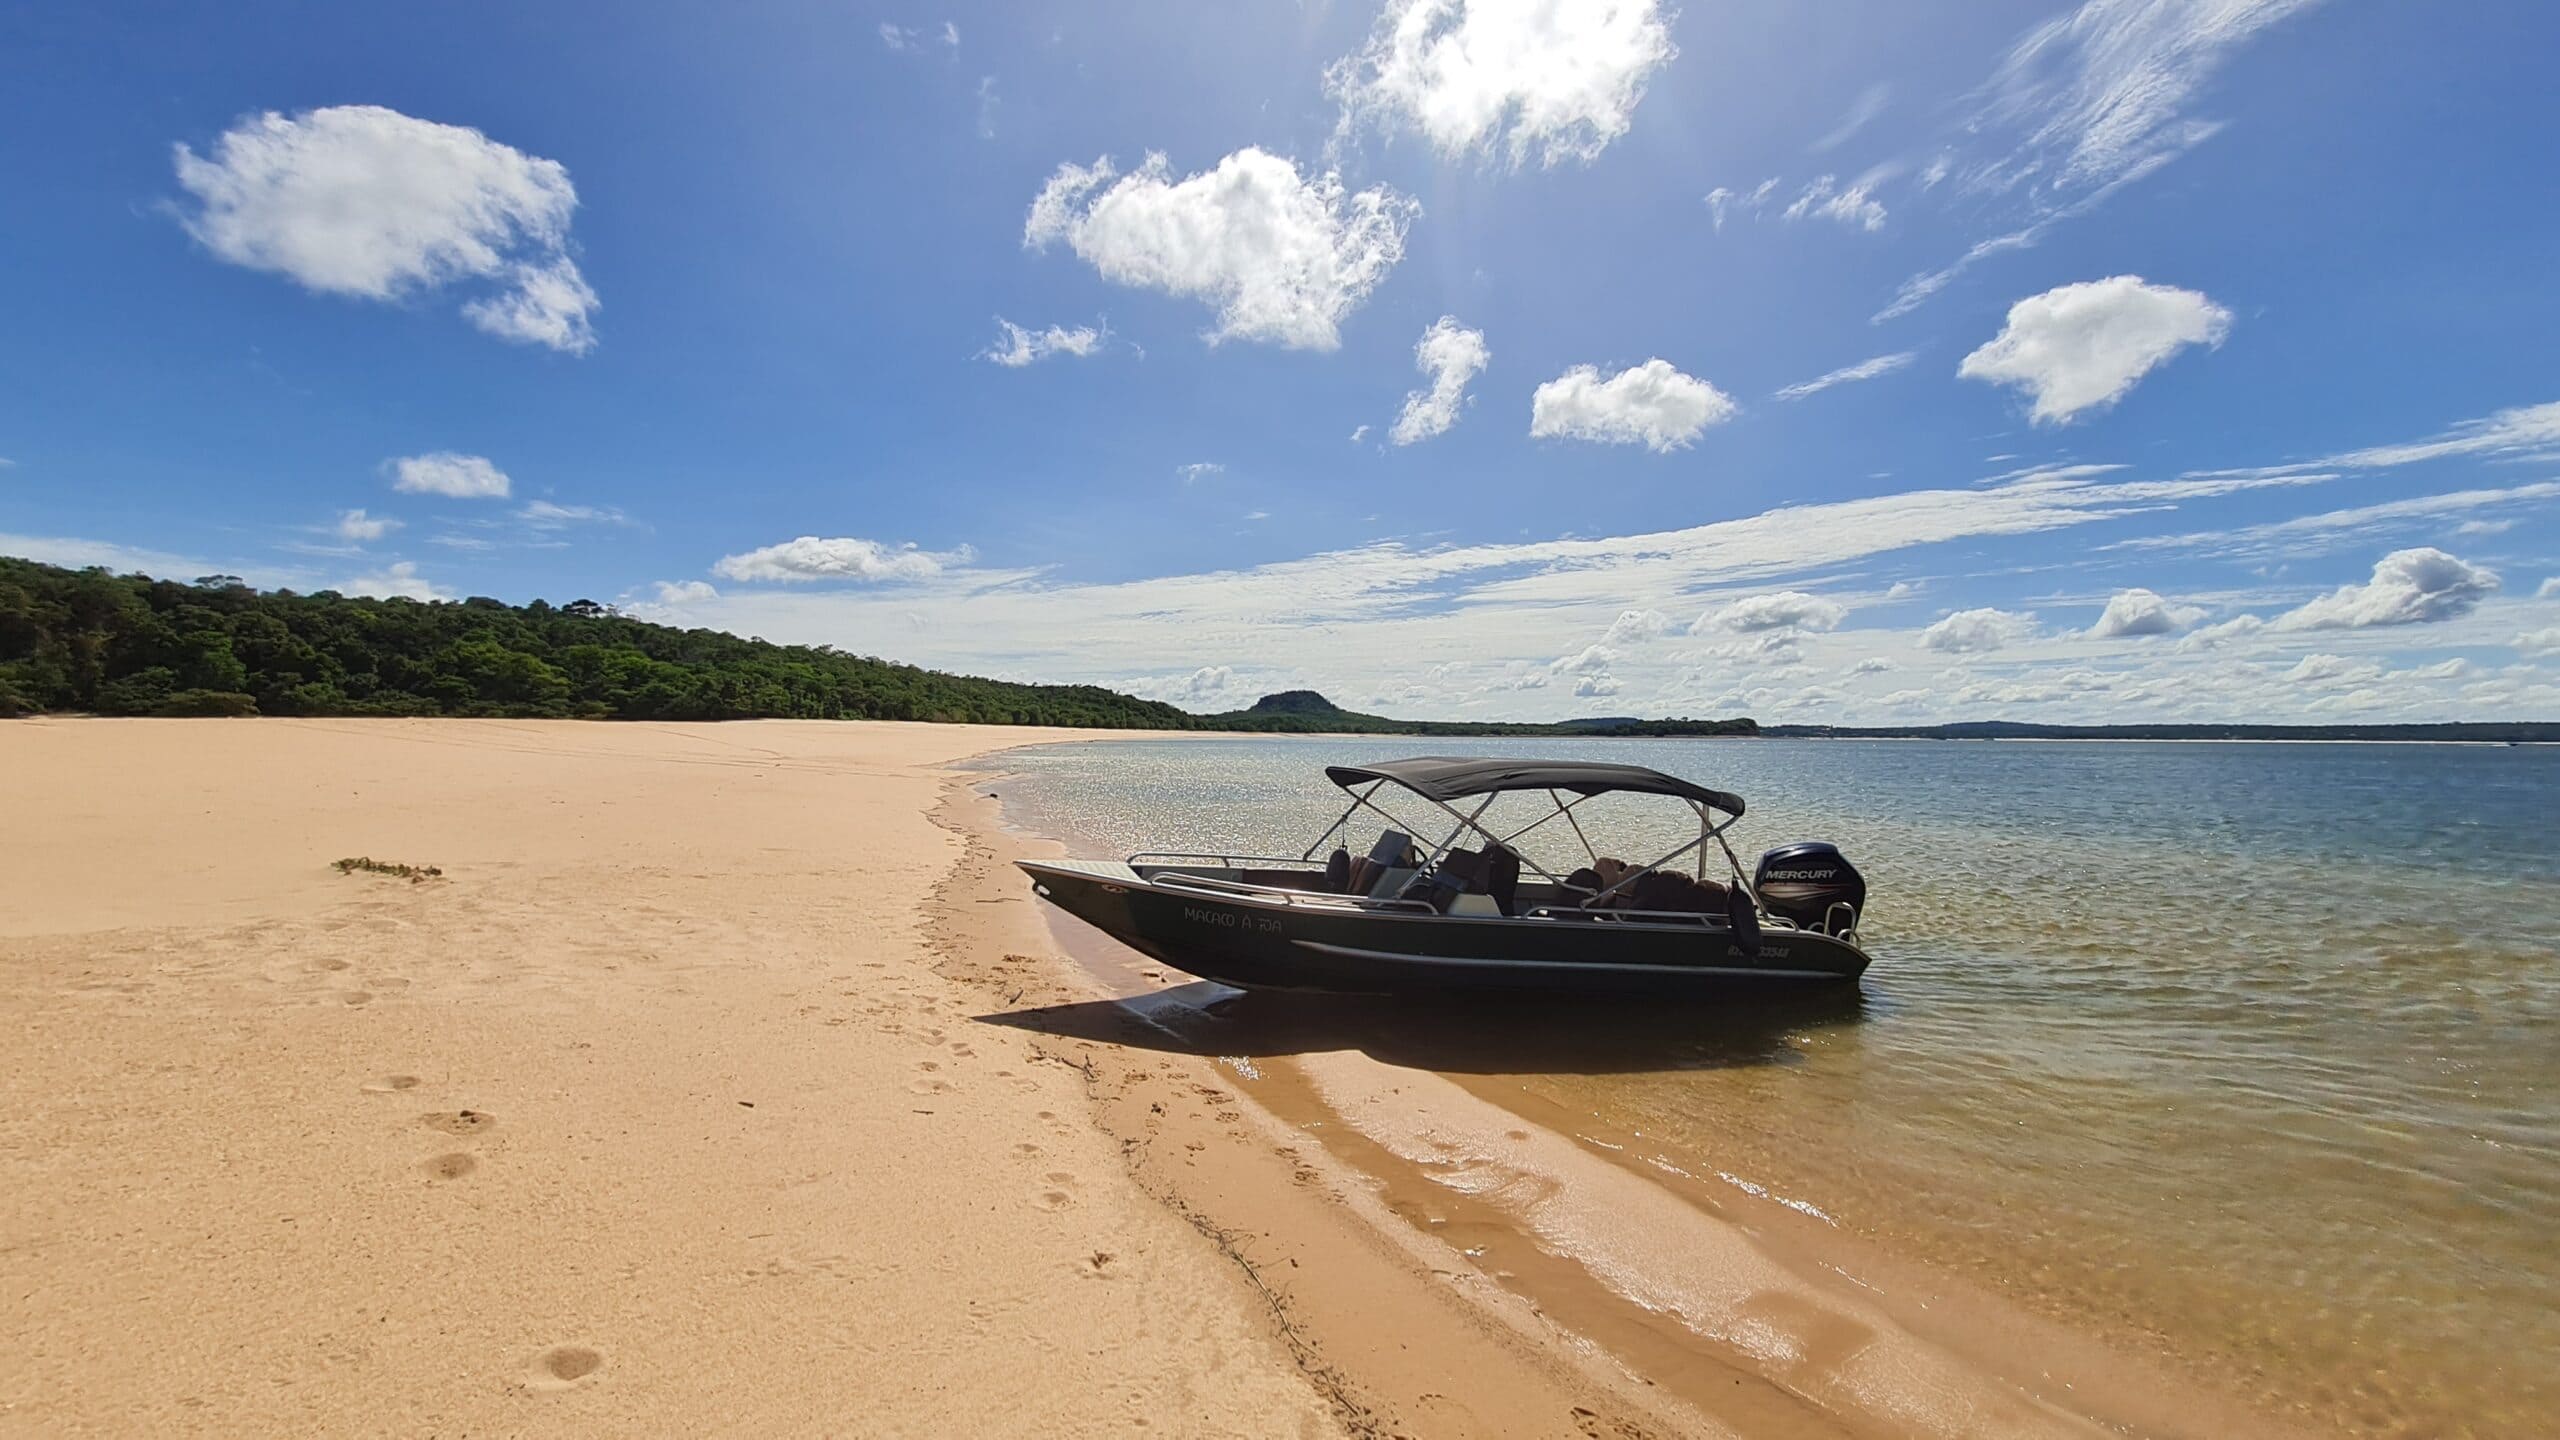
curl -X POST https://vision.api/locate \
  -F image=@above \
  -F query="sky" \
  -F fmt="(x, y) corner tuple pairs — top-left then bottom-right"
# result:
(5, 0), (2558, 724)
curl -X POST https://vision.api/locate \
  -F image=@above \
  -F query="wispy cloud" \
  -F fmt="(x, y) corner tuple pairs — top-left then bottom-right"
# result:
(1773, 351), (1916, 401)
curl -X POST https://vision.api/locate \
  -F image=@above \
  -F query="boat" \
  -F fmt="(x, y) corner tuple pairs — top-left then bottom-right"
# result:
(1016, 756), (1873, 995)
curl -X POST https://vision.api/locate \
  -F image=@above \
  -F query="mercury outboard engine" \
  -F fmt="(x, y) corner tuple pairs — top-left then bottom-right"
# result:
(1753, 842), (1866, 937)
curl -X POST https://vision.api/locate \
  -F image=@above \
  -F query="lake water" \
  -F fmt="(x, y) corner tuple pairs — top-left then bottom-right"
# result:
(978, 736), (2560, 1437)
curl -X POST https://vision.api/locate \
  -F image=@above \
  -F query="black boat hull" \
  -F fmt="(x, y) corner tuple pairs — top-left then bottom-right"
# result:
(1019, 860), (1870, 995)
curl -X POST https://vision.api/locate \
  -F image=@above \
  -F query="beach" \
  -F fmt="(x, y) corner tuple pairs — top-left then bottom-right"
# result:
(3, 719), (2479, 1438)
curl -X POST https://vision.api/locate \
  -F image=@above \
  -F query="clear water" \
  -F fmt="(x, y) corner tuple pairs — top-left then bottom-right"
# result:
(979, 736), (2560, 1437)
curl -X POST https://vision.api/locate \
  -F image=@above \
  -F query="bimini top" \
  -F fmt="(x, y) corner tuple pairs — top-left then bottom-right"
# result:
(1325, 756), (1745, 817)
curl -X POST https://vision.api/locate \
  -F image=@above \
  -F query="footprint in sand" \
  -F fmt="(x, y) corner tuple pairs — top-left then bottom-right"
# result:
(526, 1345), (604, 1391)
(338, 991), (374, 1006)
(424, 1153), (477, 1181)
(1035, 1172), (1079, 1211)
(420, 1110), (495, 1136)
(363, 1075), (423, 1094)
(309, 957), (352, 973)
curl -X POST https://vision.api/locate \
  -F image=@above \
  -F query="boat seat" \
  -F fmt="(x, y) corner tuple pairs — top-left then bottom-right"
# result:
(1482, 844), (1521, 916)
(1345, 830), (1418, 897)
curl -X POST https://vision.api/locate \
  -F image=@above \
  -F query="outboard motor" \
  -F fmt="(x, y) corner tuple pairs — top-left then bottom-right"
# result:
(1753, 842), (1866, 937)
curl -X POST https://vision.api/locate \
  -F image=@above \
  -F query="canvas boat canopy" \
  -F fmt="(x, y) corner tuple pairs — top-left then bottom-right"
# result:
(1324, 756), (1745, 818)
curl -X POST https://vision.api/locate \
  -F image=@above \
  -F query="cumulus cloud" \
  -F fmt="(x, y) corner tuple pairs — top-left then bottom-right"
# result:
(1849, 657), (1893, 675)
(172, 105), (597, 353)
(340, 560), (449, 601)
(2273, 548), (2500, 631)
(1390, 317), (1490, 445)
(1773, 351), (1915, 401)
(1024, 149), (1415, 350)
(1326, 0), (1676, 167)
(980, 317), (1103, 367)
(334, 508), (399, 542)
(1530, 360), (1735, 451)
(388, 452), (511, 499)
(1602, 608), (1673, 646)
(1782, 174), (1888, 231)
(712, 536), (974, 584)
(2541, 577), (2560, 601)
(1919, 607), (2039, 652)
(652, 580), (720, 604)
(1698, 590), (1849, 633)
(2515, 628), (2560, 658)
(1574, 673), (1623, 698)
(2090, 587), (2205, 637)
(1958, 276), (2230, 423)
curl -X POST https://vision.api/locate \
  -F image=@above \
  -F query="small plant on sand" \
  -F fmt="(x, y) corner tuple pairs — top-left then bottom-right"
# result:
(333, 856), (444, 884)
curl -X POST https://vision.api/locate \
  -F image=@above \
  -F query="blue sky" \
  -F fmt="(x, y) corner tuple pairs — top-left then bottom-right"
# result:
(5, 0), (2557, 722)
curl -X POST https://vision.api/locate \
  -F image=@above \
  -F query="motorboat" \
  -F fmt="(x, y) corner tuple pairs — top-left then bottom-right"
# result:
(1016, 756), (1873, 995)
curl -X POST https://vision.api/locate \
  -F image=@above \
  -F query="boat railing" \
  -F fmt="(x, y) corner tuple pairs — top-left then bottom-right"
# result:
(1147, 870), (1442, 915)
(1128, 851), (1325, 871)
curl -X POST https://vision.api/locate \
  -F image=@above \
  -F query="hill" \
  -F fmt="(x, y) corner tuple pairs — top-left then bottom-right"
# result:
(1201, 689), (1756, 738)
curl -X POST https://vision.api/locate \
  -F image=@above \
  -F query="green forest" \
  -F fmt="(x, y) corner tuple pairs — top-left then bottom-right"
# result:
(0, 558), (1194, 727)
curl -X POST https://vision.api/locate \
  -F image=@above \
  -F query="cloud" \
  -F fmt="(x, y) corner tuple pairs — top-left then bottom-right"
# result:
(340, 560), (449, 601)
(1326, 0), (1676, 167)
(1024, 149), (1415, 350)
(516, 500), (631, 528)
(388, 452), (511, 499)
(172, 105), (597, 353)
(2542, 578), (2560, 601)
(878, 22), (956, 52)
(1968, 0), (2325, 200)
(713, 536), (974, 584)
(1849, 657), (1893, 675)
(1919, 607), (2040, 652)
(1773, 351), (1915, 401)
(1811, 84), (1892, 153)
(980, 317), (1103, 367)
(2090, 586), (2204, 636)
(334, 509), (399, 542)
(1782, 174), (1888, 232)
(1390, 317), (1490, 445)
(1704, 177), (1779, 231)
(1133, 664), (1244, 708)
(1699, 590), (1849, 633)
(652, 580), (719, 604)
(2514, 628), (2560, 658)
(2325, 399), (2560, 469)
(2273, 548), (2500, 630)
(0, 532), (225, 577)
(1574, 673), (1623, 698)
(1530, 360), (1736, 451)
(1349, 425), (1371, 444)
(2116, 480), (2560, 557)
(1602, 608), (1672, 645)
(1177, 462), (1225, 484)
(1958, 276), (2231, 424)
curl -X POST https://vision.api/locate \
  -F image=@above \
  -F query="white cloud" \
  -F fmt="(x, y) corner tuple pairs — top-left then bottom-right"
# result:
(2273, 548), (2500, 631)
(652, 580), (719, 604)
(1773, 351), (1915, 401)
(1132, 665), (1244, 708)
(172, 105), (597, 353)
(980, 317), (1103, 367)
(0, 532), (223, 577)
(1958, 276), (2231, 424)
(1699, 590), (1848, 633)
(712, 536), (973, 585)
(1326, 0), (1676, 167)
(1390, 317), (1490, 445)
(2540, 578), (2560, 601)
(2090, 587), (2206, 637)
(1601, 608), (1672, 645)
(2326, 399), (2560, 469)
(1243, 510), (1271, 523)
(2116, 481), (2560, 557)
(879, 23), (914, 50)
(1177, 462), (1225, 484)
(1530, 359), (1736, 451)
(1919, 607), (2040, 652)
(2514, 628), (2560, 658)
(340, 560), (449, 602)
(1024, 149), (1415, 350)
(1849, 657), (1893, 675)
(334, 508), (399, 542)
(1782, 174), (1888, 232)
(1812, 84), (1892, 153)
(388, 452), (511, 499)
(1970, 0), (2326, 200)
(1349, 425), (1372, 444)
(1574, 673), (1623, 698)
(517, 500), (630, 528)
(1704, 177), (1779, 231)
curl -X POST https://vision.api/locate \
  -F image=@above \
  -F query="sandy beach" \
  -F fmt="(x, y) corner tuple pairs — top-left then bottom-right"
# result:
(2, 718), (2308, 1438)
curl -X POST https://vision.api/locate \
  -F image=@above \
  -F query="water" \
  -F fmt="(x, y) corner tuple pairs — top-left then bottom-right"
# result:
(979, 736), (2560, 1437)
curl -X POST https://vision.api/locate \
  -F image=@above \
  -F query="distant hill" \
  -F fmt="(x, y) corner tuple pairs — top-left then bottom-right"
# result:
(1206, 690), (1756, 738)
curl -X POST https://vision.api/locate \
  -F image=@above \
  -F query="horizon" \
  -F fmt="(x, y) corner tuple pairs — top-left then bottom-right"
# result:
(5, 2), (2558, 726)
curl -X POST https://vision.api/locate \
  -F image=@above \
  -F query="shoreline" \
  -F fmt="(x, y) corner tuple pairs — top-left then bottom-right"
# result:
(949, 746), (2322, 1440)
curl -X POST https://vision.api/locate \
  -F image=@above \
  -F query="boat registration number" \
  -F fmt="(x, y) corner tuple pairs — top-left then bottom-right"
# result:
(1182, 905), (1284, 934)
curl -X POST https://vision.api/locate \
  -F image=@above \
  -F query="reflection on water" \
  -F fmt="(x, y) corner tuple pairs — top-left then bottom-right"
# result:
(978, 736), (2560, 1437)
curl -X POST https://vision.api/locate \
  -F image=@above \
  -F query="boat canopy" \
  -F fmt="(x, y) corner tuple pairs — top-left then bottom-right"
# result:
(1324, 756), (1745, 818)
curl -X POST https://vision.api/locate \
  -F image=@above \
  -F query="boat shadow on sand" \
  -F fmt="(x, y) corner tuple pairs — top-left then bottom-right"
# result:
(973, 983), (1871, 1078)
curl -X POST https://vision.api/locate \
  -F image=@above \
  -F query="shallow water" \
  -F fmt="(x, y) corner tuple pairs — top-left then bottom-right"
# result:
(979, 736), (2560, 1437)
